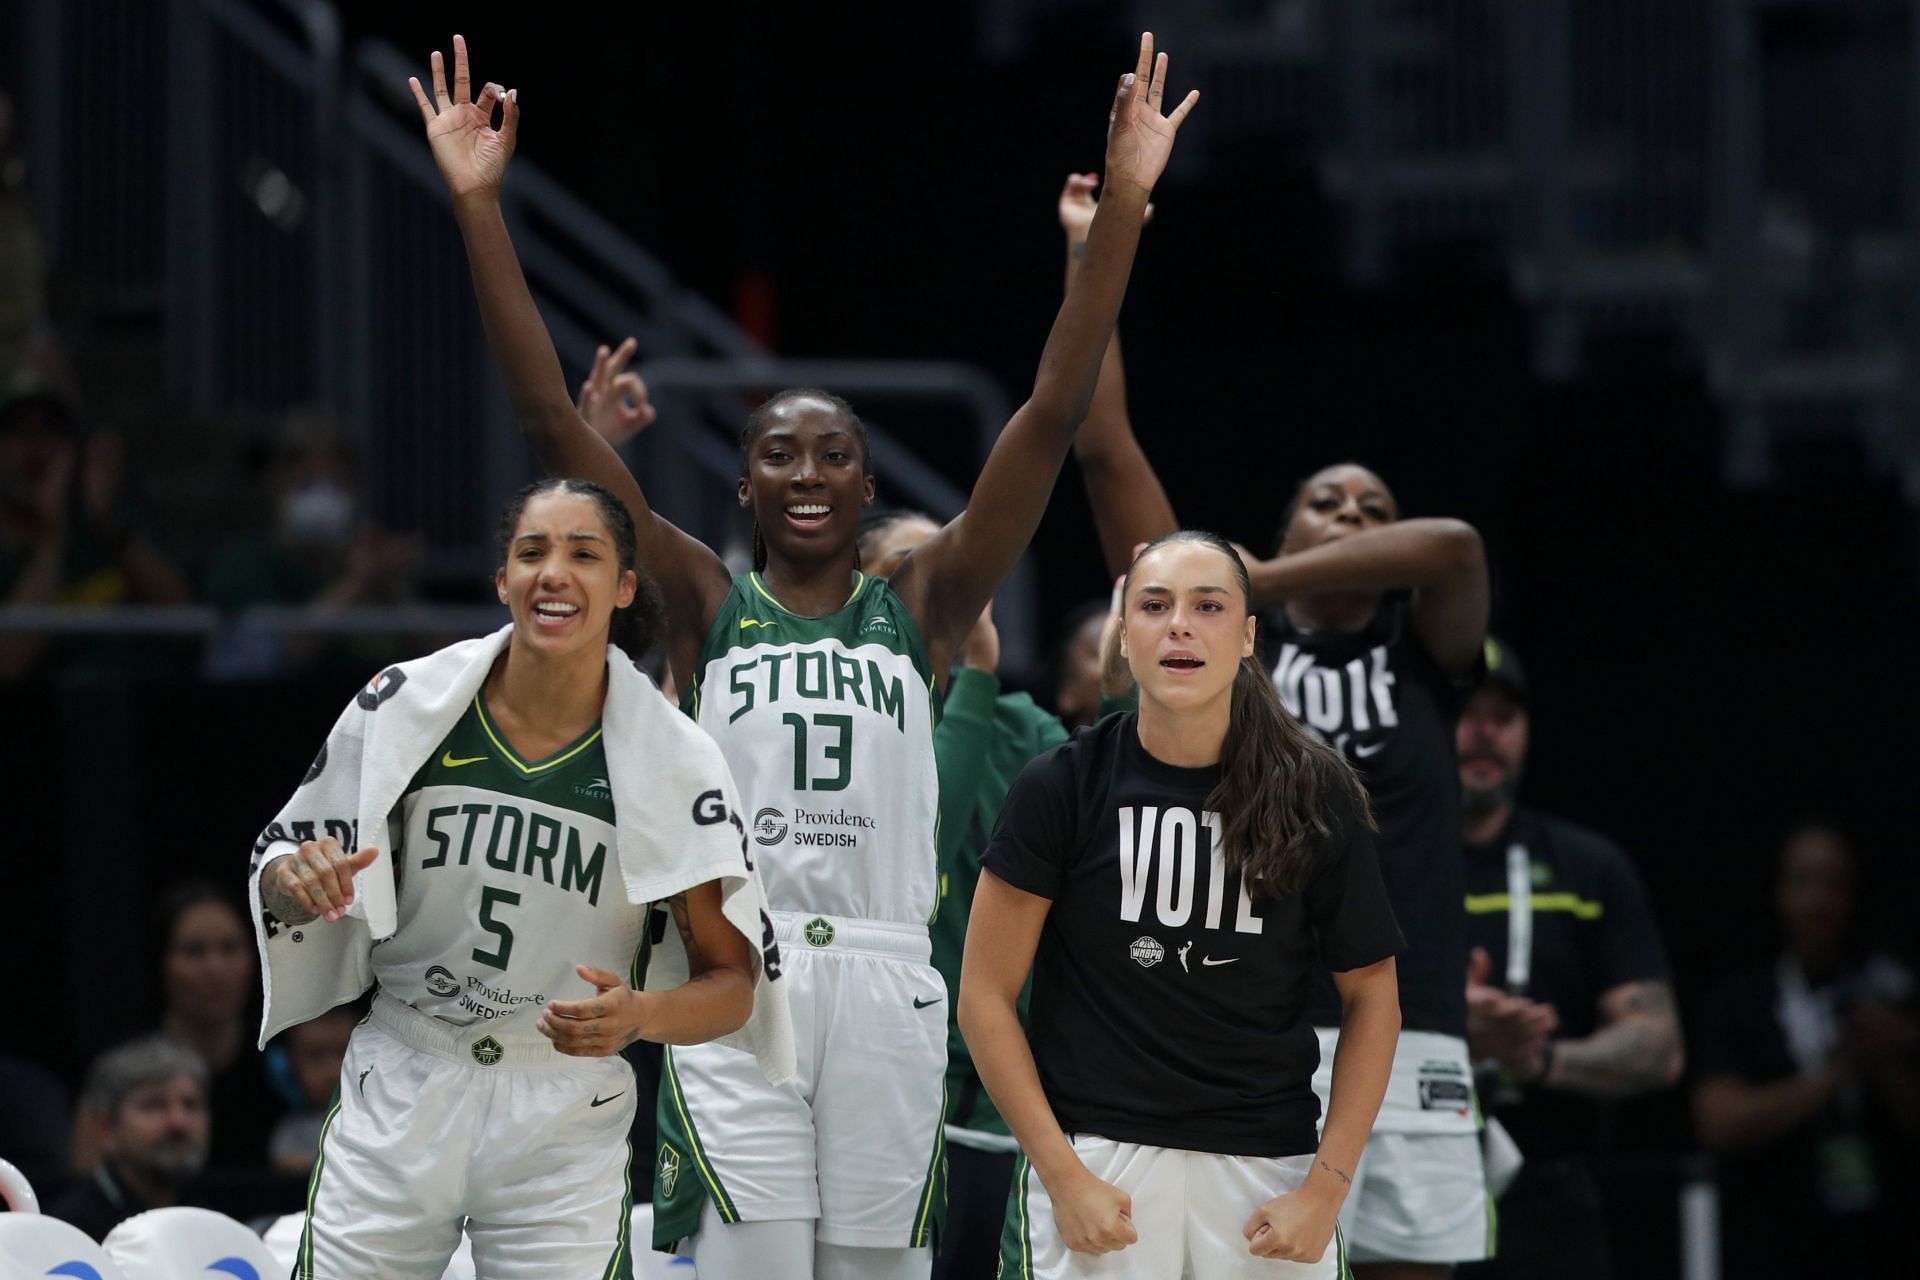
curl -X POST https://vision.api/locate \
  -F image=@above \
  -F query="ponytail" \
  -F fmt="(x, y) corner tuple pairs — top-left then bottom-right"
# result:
(1208, 655), (1373, 895)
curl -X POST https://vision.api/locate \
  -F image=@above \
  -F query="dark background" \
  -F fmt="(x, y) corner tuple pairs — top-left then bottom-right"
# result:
(4, 1), (1915, 1271)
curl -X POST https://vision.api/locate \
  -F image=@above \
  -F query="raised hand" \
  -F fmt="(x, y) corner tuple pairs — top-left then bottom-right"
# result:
(263, 839), (381, 926)
(577, 337), (658, 445)
(1102, 33), (1199, 198)
(960, 603), (1000, 675)
(1059, 172), (1154, 250)
(408, 34), (518, 201)
(538, 964), (651, 1056)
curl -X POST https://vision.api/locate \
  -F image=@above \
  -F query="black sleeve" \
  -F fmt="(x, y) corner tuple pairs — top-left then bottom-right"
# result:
(1593, 843), (1672, 992)
(1691, 973), (1780, 1083)
(979, 744), (1080, 901)
(1303, 798), (1405, 973)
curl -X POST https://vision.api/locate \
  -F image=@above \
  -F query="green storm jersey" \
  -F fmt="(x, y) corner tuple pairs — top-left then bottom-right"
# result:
(688, 572), (939, 924)
(373, 692), (647, 1029)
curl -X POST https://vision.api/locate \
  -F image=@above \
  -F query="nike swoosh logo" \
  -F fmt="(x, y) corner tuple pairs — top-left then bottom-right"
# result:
(913, 996), (943, 1009)
(739, 618), (777, 630)
(590, 1092), (625, 1108)
(442, 751), (488, 768)
(1353, 740), (1387, 758)
(1201, 956), (1239, 967)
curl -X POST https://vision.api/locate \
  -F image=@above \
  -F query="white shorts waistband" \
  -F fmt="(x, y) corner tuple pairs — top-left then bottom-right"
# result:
(770, 910), (930, 962)
(369, 991), (575, 1071)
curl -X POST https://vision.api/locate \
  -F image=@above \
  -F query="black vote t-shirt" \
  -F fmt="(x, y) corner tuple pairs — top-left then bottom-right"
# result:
(982, 713), (1403, 1158)
(1266, 595), (1470, 1037)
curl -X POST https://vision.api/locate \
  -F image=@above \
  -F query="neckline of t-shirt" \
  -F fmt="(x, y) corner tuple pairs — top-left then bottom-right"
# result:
(1120, 713), (1223, 786)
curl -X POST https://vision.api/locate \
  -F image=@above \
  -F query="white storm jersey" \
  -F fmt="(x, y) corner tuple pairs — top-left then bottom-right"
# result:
(372, 692), (648, 1030)
(687, 572), (939, 925)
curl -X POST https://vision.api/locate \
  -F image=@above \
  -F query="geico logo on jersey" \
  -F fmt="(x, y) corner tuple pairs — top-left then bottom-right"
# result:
(1270, 642), (1399, 740)
(416, 800), (609, 906)
(723, 648), (910, 731)
(1118, 806), (1267, 936)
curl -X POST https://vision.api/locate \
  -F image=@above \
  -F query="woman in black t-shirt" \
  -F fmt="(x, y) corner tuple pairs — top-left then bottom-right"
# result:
(960, 532), (1403, 1279)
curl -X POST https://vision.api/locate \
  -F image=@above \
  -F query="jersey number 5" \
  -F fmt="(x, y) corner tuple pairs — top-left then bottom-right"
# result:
(472, 885), (520, 970)
(782, 712), (852, 792)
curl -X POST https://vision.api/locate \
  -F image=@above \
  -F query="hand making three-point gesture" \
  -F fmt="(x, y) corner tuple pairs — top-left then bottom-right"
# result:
(408, 34), (518, 201)
(1101, 33), (1198, 199)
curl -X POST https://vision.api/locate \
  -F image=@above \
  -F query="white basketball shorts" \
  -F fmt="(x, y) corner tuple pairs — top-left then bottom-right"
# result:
(1310, 1027), (1491, 1264)
(653, 910), (948, 1250)
(294, 993), (641, 1280)
(997, 1134), (1349, 1279)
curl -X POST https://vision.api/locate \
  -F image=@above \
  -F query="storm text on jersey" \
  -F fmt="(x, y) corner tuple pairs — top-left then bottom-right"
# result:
(725, 650), (909, 731)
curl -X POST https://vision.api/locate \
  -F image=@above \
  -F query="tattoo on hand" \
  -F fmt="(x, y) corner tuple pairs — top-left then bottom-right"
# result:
(262, 860), (318, 926)
(1319, 1160), (1350, 1186)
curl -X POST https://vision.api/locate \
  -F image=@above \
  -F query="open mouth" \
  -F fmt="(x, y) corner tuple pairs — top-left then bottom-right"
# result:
(785, 503), (832, 529)
(1159, 655), (1205, 672)
(532, 601), (581, 628)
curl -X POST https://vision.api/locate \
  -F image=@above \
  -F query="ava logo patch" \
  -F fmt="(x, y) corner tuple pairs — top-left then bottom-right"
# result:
(658, 1143), (682, 1199)
(470, 1035), (505, 1067)
(1129, 936), (1164, 969)
(804, 916), (836, 948)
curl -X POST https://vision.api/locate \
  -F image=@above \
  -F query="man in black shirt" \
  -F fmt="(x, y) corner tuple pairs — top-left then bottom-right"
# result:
(1453, 640), (1682, 1280)
(49, 1035), (212, 1242)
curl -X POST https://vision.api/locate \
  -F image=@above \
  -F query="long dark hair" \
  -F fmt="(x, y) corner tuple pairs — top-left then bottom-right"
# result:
(739, 388), (873, 572)
(1124, 531), (1375, 894)
(495, 478), (665, 657)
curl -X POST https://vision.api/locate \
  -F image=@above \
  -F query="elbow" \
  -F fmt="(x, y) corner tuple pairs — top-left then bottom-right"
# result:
(957, 983), (1003, 1057)
(713, 965), (756, 1038)
(1433, 518), (1486, 577)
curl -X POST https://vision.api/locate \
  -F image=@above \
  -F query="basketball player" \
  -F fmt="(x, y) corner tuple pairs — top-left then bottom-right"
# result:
(1250, 467), (1491, 1277)
(256, 480), (763, 1279)
(412, 33), (1198, 1279)
(1037, 216), (1493, 1266)
(961, 531), (1403, 1278)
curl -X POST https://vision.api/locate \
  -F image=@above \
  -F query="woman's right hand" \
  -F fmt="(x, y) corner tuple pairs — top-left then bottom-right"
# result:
(1046, 1164), (1138, 1254)
(408, 34), (519, 201)
(263, 839), (381, 925)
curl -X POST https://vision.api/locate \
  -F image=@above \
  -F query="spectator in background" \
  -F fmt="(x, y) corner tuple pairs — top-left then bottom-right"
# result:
(0, 88), (47, 380)
(202, 410), (420, 679)
(152, 882), (282, 1171)
(48, 1036), (210, 1242)
(1452, 639), (1683, 1280)
(1050, 599), (1111, 730)
(1694, 824), (1920, 1279)
(0, 378), (194, 680)
(267, 1006), (359, 1176)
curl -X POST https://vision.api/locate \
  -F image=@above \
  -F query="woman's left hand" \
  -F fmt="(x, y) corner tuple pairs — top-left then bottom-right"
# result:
(537, 964), (651, 1055)
(1243, 1182), (1341, 1262)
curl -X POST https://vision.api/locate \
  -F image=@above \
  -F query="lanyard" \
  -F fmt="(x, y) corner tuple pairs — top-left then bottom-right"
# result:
(1505, 842), (1533, 996)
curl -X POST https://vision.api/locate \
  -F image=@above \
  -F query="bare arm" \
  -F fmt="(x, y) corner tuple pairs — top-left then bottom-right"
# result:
(540, 882), (756, 1054)
(960, 870), (1138, 1255)
(1058, 175), (1177, 577)
(1246, 518), (1488, 677)
(1318, 958), (1400, 1195)
(410, 38), (729, 680)
(1541, 980), (1684, 1099)
(893, 37), (1197, 668)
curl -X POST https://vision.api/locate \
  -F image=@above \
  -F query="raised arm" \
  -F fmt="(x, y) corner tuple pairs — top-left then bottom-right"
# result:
(409, 37), (729, 676)
(1247, 518), (1488, 677)
(1058, 174), (1177, 578)
(892, 34), (1197, 668)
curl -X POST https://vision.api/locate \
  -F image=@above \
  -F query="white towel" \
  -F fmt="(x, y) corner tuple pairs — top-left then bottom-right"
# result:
(246, 626), (794, 1084)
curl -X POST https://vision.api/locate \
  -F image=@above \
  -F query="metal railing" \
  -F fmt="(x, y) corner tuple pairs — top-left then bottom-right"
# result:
(21, 0), (1047, 669)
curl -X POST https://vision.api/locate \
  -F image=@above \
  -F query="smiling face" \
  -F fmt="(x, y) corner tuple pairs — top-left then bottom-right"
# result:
(1278, 463), (1399, 555)
(495, 490), (637, 658)
(1121, 540), (1257, 713)
(739, 395), (876, 568)
(1457, 685), (1530, 814)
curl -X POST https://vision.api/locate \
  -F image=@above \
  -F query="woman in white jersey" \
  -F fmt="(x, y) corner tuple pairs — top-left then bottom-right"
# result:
(254, 479), (765, 1280)
(961, 531), (1404, 1279)
(411, 31), (1197, 1280)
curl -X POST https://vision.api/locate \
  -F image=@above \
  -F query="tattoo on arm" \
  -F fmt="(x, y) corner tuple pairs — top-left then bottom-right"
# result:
(669, 893), (704, 972)
(260, 856), (318, 926)
(1550, 982), (1682, 1097)
(1319, 1160), (1351, 1186)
